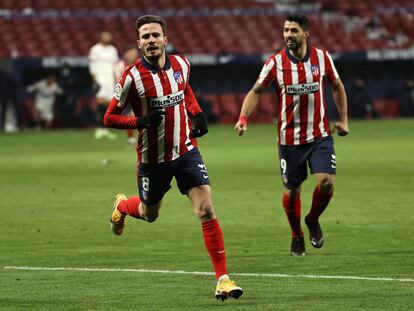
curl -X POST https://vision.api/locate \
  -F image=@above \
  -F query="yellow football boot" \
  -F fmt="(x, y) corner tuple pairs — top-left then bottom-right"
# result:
(110, 194), (127, 235)
(215, 275), (243, 301)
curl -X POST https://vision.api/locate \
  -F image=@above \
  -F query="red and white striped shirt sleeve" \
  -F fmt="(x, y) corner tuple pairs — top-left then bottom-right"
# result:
(103, 71), (139, 129)
(257, 56), (276, 88)
(323, 50), (339, 82)
(184, 83), (202, 116)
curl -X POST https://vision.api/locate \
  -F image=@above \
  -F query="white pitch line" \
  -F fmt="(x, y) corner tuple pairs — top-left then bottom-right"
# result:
(2, 266), (414, 283)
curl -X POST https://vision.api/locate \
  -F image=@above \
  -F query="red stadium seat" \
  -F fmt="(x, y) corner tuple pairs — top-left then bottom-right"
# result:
(256, 92), (277, 123)
(203, 93), (222, 120)
(218, 93), (240, 123)
(0, 0), (412, 58)
(372, 100), (400, 118)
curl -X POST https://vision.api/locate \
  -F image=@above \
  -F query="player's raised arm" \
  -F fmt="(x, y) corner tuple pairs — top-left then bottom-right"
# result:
(104, 97), (164, 129)
(234, 82), (265, 136)
(103, 73), (165, 129)
(331, 78), (349, 136)
(184, 83), (202, 116)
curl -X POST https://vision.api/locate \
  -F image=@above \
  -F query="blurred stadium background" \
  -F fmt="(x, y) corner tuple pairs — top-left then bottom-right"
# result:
(1, 0), (414, 130)
(1, 2), (414, 309)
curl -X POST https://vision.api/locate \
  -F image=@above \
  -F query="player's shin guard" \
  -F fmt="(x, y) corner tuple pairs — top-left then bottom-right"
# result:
(118, 196), (141, 219)
(282, 193), (303, 237)
(202, 219), (227, 280)
(308, 186), (333, 221)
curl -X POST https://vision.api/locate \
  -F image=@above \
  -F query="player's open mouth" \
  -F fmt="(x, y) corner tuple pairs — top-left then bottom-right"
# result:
(286, 40), (297, 48)
(147, 46), (159, 52)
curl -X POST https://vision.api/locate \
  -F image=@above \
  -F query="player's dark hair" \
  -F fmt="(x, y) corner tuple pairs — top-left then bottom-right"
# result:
(286, 14), (309, 30)
(135, 15), (167, 37)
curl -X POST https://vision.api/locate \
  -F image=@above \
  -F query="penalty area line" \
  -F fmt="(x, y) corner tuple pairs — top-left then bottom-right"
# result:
(2, 266), (413, 283)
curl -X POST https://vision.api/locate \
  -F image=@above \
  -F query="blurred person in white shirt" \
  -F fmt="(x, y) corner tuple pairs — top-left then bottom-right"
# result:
(115, 45), (139, 145)
(26, 75), (63, 129)
(88, 31), (119, 139)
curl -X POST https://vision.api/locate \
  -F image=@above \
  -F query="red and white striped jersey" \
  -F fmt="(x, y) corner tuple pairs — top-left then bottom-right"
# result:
(104, 54), (202, 164)
(257, 46), (339, 145)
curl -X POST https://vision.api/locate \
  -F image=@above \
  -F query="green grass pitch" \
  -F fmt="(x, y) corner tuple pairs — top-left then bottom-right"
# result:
(1, 119), (413, 310)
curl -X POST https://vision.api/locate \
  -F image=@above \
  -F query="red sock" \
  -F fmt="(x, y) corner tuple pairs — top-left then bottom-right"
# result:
(126, 129), (134, 139)
(201, 219), (227, 280)
(282, 193), (303, 237)
(118, 196), (141, 219)
(308, 186), (333, 222)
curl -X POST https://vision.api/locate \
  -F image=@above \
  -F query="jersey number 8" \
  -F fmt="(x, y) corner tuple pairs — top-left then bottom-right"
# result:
(142, 177), (150, 192)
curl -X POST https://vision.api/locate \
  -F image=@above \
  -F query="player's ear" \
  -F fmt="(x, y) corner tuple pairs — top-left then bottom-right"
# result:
(304, 30), (310, 39)
(163, 36), (168, 46)
(137, 39), (142, 50)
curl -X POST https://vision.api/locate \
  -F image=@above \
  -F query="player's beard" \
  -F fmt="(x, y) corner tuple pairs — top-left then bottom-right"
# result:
(286, 38), (301, 51)
(144, 45), (165, 62)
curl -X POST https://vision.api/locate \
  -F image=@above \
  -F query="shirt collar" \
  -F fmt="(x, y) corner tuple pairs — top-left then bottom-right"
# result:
(285, 45), (311, 63)
(141, 54), (171, 73)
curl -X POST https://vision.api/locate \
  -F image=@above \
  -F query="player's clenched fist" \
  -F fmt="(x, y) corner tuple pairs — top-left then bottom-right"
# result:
(234, 116), (247, 136)
(191, 112), (208, 138)
(137, 110), (165, 129)
(332, 121), (349, 136)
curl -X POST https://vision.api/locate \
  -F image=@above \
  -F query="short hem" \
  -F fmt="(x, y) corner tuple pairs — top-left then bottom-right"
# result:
(179, 181), (210, 195)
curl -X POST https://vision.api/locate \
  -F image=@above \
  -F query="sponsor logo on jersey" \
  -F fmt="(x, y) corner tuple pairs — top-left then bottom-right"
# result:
(149, 90), (184, 108)
(286, 82), (319, 95)
(173, 70), (184, 84)
(114, 83), (122, 100)
(311, 64), (319, 76)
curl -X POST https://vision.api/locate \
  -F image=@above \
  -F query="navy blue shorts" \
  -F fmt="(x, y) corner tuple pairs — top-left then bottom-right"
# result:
(137, 148), (210, 205)
(278, 136), (336, 189)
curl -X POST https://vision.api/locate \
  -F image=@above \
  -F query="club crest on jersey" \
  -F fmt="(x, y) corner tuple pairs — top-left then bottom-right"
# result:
(311, 64), (319, 76)
(173, 70), (184, 84)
